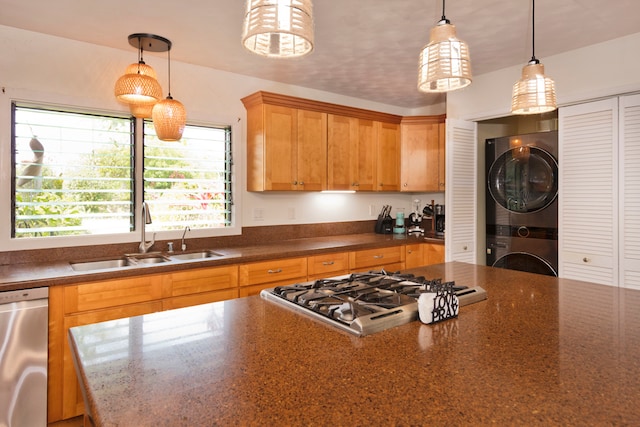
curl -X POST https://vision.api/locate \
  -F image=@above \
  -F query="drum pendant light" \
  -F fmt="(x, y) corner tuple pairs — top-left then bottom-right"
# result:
(152, 44), (187, 141)
(511, 0), (557, 114)
(114, 34), (165, 111)
(417, 0), (472, 93)
(242, 0), (314, 58)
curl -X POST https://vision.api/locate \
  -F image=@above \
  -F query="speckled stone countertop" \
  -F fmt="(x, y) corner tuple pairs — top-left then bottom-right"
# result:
(68, 262), (640, 426)
(0, 232), (442, 291)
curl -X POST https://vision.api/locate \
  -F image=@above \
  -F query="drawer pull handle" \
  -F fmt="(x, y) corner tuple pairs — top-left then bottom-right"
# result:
(322, 261), (335, 266)
(268, 269), (282, 274)
(373, 255), (384, 259)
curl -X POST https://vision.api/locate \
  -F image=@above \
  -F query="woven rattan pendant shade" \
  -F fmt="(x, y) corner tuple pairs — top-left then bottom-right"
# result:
(119, 62), (161, 118)
(511, 0), (557, 115)
(418, 19), (472, 92)
(511, 61), (557, 114)
(114, 68), (162, 105)
(242, 0), (314, 58)
(152, 97), (186, 141)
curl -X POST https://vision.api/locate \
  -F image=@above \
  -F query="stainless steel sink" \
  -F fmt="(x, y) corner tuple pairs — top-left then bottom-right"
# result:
(71, 253), (171, 271)
(70, 258), (133, 271)
(170, 250), (224, 261)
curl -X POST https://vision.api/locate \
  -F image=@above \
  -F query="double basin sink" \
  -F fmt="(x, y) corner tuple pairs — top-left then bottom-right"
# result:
(70, 250), (225, 272)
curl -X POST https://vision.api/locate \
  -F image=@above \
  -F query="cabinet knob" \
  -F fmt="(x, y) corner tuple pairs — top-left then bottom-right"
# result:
(463, 246), (468, 250)
(583, 257), (590, 263)
(299, 181), (304, 185)
(403, 183), (408, 187)
(293, 181), (298, 185)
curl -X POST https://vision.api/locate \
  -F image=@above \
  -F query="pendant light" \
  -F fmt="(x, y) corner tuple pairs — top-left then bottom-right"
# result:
(242, 0), (314, 58)
(417, 0), (472, 93)
(114, 34), (164, 110)
(152, 41), (187, 141)
(511, 0), (557, 114)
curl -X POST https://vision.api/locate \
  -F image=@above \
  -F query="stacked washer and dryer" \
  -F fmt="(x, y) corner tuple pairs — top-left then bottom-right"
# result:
(485, 131), (559, 276)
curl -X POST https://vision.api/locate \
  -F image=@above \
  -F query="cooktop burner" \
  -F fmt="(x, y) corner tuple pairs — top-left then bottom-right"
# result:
(260, 271), (482, 336)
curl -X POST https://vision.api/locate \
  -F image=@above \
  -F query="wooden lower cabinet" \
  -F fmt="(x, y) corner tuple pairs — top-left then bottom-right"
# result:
(48, 244), (446, 422)
(239, 257), (308, 297)
(405, 243), (445, 269)
(349, 246), (405, 272)
(165, 265), (239, 309)
(307, 251), (350, 280)
(48, 266), (239, 423)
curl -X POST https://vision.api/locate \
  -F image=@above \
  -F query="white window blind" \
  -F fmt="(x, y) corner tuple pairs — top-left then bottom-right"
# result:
(143, 121), (233, 231)
(12, 104), (134, 238)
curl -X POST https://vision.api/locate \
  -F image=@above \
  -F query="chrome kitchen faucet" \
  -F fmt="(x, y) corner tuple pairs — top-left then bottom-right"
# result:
(139, 202), (155, 253)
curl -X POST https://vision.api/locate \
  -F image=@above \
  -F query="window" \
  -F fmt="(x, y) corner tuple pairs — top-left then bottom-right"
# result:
(12, 104), (134, 238)
(143, 121), (233, 231)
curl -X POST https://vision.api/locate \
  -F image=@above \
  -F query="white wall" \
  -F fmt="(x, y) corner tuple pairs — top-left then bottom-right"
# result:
(446, 32), (640, 121)
(0, 25), (445, 246)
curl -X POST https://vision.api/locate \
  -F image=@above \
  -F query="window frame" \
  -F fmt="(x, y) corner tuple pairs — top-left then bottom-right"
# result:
(1, 95), (241, 252)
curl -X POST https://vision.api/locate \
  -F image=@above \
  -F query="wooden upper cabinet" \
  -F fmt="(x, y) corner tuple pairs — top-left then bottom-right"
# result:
(376, 121), (401, 191)
(242, 91), (421, 192)
(327, 115), (376, 191)
(297, 109), (327, 191)
(400, 115), (446, 192)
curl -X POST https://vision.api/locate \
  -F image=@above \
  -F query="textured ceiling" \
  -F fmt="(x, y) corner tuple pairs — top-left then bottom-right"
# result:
(1, 0), (639, 109)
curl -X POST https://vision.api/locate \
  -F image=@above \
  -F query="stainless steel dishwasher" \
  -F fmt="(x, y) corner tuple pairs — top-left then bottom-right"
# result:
(0, 287), (48, 427)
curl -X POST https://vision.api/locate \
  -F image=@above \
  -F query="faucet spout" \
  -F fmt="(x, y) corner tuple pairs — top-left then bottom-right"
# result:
(139, 202), (155, 253)
(181, 226), (191, 251)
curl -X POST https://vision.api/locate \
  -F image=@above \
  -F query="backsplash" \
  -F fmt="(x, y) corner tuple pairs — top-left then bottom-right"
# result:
(0, 221), (379, 266)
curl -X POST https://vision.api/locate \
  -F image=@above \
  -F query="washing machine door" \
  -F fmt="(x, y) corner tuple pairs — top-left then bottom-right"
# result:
(492, 252), (557, 277)
(488, 146), (557, 213)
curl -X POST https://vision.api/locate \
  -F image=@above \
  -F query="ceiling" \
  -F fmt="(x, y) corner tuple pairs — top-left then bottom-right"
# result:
(1, 0), (639, 109)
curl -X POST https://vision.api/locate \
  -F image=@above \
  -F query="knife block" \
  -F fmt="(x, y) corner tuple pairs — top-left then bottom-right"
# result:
(375, 215), (393, 234)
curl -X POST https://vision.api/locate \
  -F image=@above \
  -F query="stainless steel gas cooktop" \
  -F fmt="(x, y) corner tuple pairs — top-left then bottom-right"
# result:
(260, 271), (486, 336)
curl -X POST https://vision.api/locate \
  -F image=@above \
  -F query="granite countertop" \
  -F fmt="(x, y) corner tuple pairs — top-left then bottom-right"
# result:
(0, 232), (443, 291)
(68, 262), (640, 426)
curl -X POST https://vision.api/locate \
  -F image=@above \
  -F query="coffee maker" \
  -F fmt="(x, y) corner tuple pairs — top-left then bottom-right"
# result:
(434, 204), (445, 236)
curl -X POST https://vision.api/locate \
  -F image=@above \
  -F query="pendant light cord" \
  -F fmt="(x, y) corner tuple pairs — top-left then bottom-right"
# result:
(167, 48), (172, 99)
(530, 0), (537, 62)
(441, 0), (446, 20)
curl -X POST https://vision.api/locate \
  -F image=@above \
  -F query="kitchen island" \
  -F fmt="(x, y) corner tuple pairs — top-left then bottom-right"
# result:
(68, 262), (640, 426)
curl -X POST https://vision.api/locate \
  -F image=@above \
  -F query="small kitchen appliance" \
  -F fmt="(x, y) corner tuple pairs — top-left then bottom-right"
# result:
(393, 209), (406, 234)
(261, 271), (486, 336)
(407, 199), (424, 234)
(435, 204), (445, 236)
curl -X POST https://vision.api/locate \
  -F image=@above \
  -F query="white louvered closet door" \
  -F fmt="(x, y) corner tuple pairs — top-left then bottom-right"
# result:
(558, 98), (618, 285)
(445, 119), (477, 264)
(620, 94), (640, 290)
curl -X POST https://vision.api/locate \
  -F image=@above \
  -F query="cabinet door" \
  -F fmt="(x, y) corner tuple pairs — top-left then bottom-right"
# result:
(559, 98), (618, 285)
(438, 121), (446, 191)
(621, 94), (640, 290)
(375, 121), (401, 191)
(264, 104), (297, 190)
(425, 243), (445, 264)
(405, 244), (425, 269)
(327, 114), (358, 190)
(445, 119), (476, 263)
(62, 301), (163, 419)
(297, 109), (327, 191)
(356, 119), (377, 191)
(400, 118), (442, 192)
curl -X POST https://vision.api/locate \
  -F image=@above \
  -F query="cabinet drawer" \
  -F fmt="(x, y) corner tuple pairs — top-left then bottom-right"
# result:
(307, 252), (349, 278)
(64, 274), (168, 314)
(349, 246), (404, 270)
(170, 265), (238, 297)
(164, 288), (239, 310)
(239, 257), (308, 287)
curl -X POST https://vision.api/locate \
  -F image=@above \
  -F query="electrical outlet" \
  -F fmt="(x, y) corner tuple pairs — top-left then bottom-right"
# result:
(253, 208), (264, 221)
